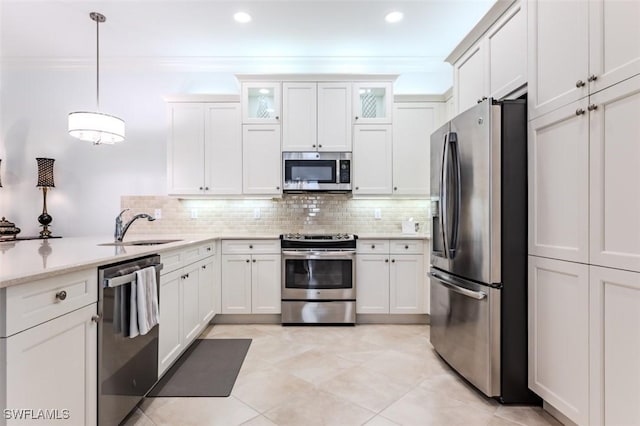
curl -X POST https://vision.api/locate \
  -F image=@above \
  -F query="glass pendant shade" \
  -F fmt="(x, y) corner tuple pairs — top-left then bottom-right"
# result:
(68, 111), (125, 144)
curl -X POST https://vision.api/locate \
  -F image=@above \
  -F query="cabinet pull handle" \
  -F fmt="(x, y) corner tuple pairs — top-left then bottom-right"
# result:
(246, 259), (250, 263)
(575, 80), (586, 88)
(55, 290), (67, 301)
(91, 315), (101, 323)
(575, 108), (586, 116)
(588, 104), (598, 111)
(588, 74), (598, 82)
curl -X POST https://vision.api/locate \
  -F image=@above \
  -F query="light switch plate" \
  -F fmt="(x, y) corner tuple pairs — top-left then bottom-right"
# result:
(254, 208), (261, 219)
(191, 208), (198, 219)
(154, 209), (162, 220)
(374, 208), (382, 220)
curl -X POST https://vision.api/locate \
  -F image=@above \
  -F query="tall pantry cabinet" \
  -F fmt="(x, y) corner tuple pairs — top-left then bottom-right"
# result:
(527, 0), (640, 424)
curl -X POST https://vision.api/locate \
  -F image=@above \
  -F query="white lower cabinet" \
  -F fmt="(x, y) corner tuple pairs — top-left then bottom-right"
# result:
(158, 243), (217, 376)
(221, 240), (281, 315)
(356, 239), (426, 315)
(528, 256), (589, 425)
(0, 269), (98, 426)
(1, 303), (97, 426)
(590, 266), (640, 426)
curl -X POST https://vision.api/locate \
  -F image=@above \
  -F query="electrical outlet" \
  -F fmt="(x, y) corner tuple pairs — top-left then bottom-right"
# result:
(154, 209), (162, 220)
(254, 208), (261, 219)
(374, 208), (382, 220)
(191, 208), (198, 219)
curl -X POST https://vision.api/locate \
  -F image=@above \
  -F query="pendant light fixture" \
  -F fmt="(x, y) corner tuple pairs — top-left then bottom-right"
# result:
(68, 12), (125, 145)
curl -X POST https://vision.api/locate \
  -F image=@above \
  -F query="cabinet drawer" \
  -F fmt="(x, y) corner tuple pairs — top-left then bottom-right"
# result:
(161, 249), (184, 275)
(356, 240), (390, 254)
(2, 268), (98, 337)
(183, 242), (216, 265)
(222, 240), (280, 254)
(390, 240), (424, 254)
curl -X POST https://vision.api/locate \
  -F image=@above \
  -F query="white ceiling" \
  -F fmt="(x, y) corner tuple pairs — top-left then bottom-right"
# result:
(1, 0), (495, 90)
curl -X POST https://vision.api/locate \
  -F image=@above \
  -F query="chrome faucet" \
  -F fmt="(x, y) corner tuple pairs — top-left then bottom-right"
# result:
(114, 209), (156, 242)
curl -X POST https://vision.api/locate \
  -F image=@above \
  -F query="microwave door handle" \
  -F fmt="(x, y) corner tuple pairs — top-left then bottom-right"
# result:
(440, 132), (450, 258)
(447, 132), (461, 258)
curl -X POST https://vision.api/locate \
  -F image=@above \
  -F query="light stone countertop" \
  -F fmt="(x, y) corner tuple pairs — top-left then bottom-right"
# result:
(0, 235), (219, 289)
(356, 233), (430, 240)
(0, 232), (429, 289)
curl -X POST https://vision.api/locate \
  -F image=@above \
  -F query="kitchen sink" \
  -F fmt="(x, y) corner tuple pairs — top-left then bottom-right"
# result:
(98, 239), (182, 246)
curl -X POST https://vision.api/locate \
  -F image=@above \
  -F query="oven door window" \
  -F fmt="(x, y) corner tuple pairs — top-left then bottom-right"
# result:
(285, 259), (352, 289)
(285, 160), (336, 184)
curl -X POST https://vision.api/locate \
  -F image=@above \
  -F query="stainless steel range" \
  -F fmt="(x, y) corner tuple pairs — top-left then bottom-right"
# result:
(280, 233), (357, 325)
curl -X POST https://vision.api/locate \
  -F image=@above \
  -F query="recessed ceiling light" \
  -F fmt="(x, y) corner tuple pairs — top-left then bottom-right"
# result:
(234, 12), (252, 23)
(385, 11), (403, 23)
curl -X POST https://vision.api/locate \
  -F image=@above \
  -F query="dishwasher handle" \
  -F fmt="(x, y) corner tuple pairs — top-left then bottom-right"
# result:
(428, 271), (487, 300)
(104, 263), (163, 288)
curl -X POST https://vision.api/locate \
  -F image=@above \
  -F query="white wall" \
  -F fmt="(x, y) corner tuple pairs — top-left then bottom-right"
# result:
(0, 64), (444, 237)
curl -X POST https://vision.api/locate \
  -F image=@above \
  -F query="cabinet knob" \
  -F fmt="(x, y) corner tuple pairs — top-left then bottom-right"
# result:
(575, 80), (586, 88)
(318, 144), (322, 148)
(202, 265), (207, 270)
(249, 245), (253, 249)
(405, 245), (409, 249)
(252, 259), (256, 263)
(588, 74), (598, 82)
(312, 144), (316, 148)
(275, 116), (280, 120)
(246, 259), (250, 263)
(385, 259), (389, 263)
(575, 108), (586, 116)
(394, 187), (398, 191)
(588, 104), (598, 111)
(355, 116), (359, 120)
(355, 187), (359, 190)
(276, 186), (280, 190)
(55, 290), (67, 301)
(199, 186), (204, 190)
(181, 275), (186, 280)
(91, 315), (101, 323)
(185, 273), (189, 278)
(371, 244), (375, 249)
(205, 186), (209, 190)
(206, 247), (211, 251)
(391, 259), (396, 263)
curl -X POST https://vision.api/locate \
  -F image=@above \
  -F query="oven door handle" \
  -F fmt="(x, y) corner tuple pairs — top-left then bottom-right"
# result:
(282, 250), (355, 258)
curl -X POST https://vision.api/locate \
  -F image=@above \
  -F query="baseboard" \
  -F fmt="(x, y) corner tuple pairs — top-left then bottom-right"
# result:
(356, 314), (430, 324)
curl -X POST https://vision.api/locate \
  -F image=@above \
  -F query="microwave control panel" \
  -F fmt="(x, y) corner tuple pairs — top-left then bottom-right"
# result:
(339, 160), (351, 183)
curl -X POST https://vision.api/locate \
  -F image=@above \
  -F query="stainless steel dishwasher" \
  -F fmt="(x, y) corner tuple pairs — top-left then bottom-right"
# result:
(97, 254), (162, 426)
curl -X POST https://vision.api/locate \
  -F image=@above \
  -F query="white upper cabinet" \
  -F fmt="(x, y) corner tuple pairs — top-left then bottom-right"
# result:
(205, 103), (242, 194)
(454, 42), (488, 114)
(486, 1), (527, 100)
(392, 102), (438, 196)
(317, 82), (352, 151)
(353, 125), (393, 195)
(242, 82), (281, 124)
(167, 103), (206, 195)
(282, 81), (352, 152)
(282, 82), (317, 151)
(167, 101), (241, 196)
(353, 82), (393, 124)
(528, 100), (590, 263)
(589, 75), (640, 273)
(449, 1), (526, 115)
(528, 0), (640, 119)
(242, 124), (282, 195)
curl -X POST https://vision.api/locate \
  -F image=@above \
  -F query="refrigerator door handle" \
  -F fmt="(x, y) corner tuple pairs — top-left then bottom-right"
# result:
(448, 132), (461, 258)
(428, 271), (487, 300)
(440, 133), (450, 258)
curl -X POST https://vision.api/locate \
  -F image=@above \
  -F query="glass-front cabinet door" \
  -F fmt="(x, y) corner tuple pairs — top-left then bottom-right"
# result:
(353, 82), (393, 124)
(242, 82), (281, 124)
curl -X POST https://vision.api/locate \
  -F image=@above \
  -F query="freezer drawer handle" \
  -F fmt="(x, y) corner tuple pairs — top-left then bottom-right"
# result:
(428, 272), (487, 300)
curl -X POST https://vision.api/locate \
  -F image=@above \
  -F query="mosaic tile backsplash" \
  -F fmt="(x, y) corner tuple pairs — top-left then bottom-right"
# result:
(121, 195), (430, 236)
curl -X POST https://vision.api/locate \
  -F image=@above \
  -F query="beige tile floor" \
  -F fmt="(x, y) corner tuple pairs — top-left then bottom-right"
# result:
(125, 324), (562, 426)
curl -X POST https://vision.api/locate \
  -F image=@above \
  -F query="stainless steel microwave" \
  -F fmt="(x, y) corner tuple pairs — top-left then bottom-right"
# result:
(282, 152), (352, 192)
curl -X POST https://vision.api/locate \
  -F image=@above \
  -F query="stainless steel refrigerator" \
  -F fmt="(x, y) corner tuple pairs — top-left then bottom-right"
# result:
(429, 98), (539, 404)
